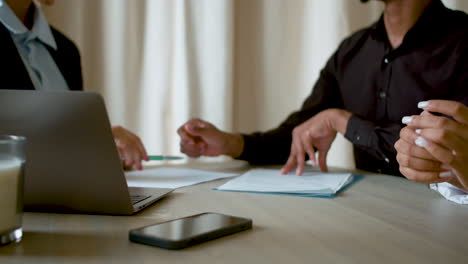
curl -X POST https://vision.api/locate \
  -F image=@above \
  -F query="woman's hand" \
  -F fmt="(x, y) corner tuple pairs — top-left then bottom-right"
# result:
(112, 126), (148, 170)
(396, 100), (468, 191)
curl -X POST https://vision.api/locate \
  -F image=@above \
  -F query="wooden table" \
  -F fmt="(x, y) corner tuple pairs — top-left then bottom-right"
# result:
(1, 162), (467, 264)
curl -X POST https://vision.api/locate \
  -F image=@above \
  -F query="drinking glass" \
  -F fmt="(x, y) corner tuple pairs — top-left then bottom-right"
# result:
(0, 135), (26, 246)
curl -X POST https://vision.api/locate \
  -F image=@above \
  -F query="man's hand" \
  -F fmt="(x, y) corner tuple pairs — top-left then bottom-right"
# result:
(177, 119), (244, 158)
(112, 126), (148, 170)
(396, 100), (468, 191)
(281, 109), (351, 175)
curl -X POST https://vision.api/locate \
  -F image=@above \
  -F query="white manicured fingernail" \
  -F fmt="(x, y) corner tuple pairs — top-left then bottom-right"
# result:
(441, 164), (451, 170)
(402, 116), (412, 124)
(415, 136), (428, 147)
(418, 101), (429, 108)
(310, 159), (316, 166)
(439, 171), (453, 178)
(415, 129), (422, 134)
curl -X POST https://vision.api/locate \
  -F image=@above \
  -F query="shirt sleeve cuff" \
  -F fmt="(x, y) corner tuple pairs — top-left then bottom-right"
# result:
(238, 134), (257, 162)
(344, 114), (374, 149)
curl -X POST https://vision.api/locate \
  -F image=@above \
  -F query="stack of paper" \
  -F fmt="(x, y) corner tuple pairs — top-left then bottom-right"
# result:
(215, 169), (355, 198)
(125, 168), (239, 189)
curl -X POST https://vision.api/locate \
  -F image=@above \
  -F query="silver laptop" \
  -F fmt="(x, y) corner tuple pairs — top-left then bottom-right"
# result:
(0, 90), (173, 215)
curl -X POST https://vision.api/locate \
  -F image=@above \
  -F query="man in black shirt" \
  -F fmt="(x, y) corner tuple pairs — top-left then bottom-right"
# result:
(177, 0), (467, 181)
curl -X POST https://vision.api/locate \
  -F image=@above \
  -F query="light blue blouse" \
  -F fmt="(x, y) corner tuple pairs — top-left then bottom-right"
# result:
(0, 0), (69, 90)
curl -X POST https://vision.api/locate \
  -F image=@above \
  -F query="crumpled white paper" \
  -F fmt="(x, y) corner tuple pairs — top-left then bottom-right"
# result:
(430, 182), (468, 204)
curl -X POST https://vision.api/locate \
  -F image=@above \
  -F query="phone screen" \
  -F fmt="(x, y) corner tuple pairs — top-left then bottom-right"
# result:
(135, 213), (249, 241)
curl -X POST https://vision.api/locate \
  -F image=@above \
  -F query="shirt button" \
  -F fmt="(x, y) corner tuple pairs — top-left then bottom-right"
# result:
(384, 158), (390, 163)
(356, 136), (360, 141)
(384, 58), (389, 64)
(379, 91), (387, 99)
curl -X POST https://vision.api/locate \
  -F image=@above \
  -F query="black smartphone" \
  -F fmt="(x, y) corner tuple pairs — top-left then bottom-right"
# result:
(129, 212), (252, 249)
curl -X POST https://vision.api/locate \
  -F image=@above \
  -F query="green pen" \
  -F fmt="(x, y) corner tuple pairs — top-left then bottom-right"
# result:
(148, 155), (184, 161)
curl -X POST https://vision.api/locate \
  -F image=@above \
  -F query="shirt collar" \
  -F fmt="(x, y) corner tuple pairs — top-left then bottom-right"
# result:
(369, 16), (386, 43)
(0, 0), (57, 50)
(402, 0), (449, 44)
(370, 0), (449, 46)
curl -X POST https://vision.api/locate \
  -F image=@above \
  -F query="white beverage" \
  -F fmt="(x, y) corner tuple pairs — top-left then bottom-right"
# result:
(0, 158), (22, 234)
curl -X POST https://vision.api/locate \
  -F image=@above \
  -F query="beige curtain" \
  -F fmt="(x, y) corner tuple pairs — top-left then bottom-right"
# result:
(44, 0), (468, 169)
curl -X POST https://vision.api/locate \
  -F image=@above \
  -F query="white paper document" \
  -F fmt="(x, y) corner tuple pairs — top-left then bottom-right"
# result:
(215, 169), (354, 197)
(430, 182), (468, 205)
(125, 167), (239, 189)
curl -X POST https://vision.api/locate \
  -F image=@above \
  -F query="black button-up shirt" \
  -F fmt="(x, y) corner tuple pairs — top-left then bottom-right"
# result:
(239, 0), (468, 175)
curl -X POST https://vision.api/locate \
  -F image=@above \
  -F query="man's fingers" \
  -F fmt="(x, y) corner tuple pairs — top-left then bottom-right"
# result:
(181, 147), (202, 158)
(181, 142), (206, 157)
(295, 149), (306, 176)
(399, 166), (451, 183)
(301, 130), (317, 171)
(281, 153), (298, 175)
(302, 132), (316, 168)
(185, 119), (211, 136)
(318, 149), (329, 172)
(182, 150), (201, 158)
(190, 118), (209, 128)
(180, 141), (205, 157)
(419, 100), (468, 124)
(178, 126), (197, 144)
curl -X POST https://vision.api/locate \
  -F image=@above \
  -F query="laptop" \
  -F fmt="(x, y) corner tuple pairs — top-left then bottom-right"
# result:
(0, 90), (173, 215)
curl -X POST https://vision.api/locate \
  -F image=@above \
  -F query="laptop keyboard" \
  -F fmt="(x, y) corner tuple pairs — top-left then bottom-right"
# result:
(131, 195), (151, 205)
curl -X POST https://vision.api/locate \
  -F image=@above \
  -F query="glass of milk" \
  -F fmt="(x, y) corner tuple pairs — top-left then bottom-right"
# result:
(0, 135), (26, 246)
